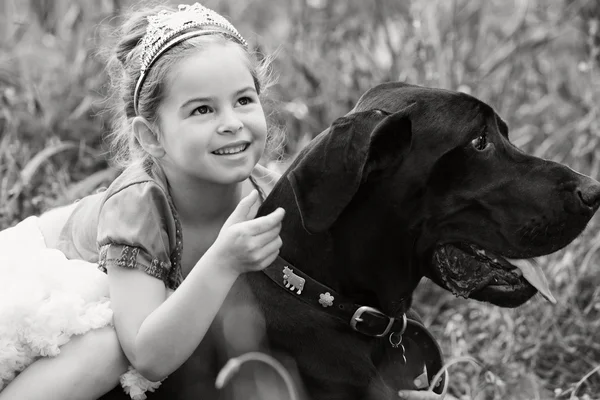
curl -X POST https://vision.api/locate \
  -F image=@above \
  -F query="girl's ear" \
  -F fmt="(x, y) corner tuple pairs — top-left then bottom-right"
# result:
(132, 117), (165, 158)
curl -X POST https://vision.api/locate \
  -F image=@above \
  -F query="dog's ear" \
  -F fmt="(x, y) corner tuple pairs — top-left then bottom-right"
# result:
(288, 105), (413, 233)
(364, 105), (414, 178)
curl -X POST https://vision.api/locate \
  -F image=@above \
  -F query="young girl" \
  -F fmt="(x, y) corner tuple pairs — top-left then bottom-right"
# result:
(0, 3), (444, 399)
(0, 3), (284, 399)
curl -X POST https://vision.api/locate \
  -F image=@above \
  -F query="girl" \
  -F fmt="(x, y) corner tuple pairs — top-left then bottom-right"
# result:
(0, 3), (443, 399)
(0, 2), (283, 399)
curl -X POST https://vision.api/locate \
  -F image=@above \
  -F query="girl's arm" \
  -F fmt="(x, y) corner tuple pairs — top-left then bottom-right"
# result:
(108, 190), (284, 381)
(108, 253), (238, 381)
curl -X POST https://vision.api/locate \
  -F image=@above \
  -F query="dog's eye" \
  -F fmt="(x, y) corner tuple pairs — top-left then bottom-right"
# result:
(471, 132), (489, 151)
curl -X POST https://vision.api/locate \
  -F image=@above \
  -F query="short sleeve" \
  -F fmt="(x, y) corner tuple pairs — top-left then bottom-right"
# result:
(97, 181), (177, 286)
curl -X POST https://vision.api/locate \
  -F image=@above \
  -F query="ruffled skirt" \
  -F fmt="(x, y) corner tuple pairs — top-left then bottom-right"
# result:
(0, 217), (160, 399)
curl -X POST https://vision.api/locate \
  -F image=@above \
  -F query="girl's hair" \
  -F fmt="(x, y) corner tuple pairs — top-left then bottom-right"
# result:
(102, 4), (278, 170)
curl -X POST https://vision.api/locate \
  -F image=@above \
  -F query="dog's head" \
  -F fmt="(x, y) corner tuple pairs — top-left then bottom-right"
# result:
(268, 82), (600, 311)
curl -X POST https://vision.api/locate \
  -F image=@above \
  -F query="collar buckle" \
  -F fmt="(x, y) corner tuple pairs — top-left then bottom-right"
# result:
(350, 306), (395, 337)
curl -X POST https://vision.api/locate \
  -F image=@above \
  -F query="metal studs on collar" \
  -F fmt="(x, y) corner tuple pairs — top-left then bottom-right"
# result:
(282, 266), (305, 295)
(318, 292), (334, 307)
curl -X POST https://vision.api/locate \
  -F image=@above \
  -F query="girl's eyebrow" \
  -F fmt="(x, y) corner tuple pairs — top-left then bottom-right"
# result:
(235, 86), (257, 95)
(180, 86), (257, 109)
(181, 96), (212, 109)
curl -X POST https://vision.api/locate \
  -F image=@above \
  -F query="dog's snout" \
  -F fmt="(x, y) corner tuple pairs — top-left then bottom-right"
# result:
(576, 176), (600, 210)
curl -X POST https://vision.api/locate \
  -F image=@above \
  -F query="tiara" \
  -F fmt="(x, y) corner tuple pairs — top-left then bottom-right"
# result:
(133, 3), (248, 115)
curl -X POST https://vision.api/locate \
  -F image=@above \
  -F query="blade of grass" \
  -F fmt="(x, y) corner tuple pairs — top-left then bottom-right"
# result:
(18, 142), (80, 188)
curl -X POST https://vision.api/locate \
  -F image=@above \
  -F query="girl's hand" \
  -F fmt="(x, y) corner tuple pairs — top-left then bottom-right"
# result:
(208, 190), (285, 275)
(398, 390), (445, 400)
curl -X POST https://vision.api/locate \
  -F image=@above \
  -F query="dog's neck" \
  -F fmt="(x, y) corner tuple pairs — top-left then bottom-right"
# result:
(327, 185), (423, 315)
(259, 179), (422, 316)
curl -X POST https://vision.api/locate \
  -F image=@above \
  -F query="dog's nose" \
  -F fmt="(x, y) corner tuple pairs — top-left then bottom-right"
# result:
(577, 176), (600, 210)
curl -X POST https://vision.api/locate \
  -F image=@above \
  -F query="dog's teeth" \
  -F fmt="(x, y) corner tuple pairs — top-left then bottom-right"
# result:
(506, 258), (556, 305)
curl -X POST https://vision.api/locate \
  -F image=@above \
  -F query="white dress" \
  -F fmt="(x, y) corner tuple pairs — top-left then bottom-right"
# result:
(0, 216), (160, 399)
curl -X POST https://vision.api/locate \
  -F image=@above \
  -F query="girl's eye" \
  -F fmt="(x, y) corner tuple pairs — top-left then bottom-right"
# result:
(238, 96), (252, 106)
(192, 105), (211, 115)
(471, 132), (489, 151)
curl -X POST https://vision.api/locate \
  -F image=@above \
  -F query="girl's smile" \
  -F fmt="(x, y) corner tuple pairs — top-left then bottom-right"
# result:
(211, 141), (251, 156)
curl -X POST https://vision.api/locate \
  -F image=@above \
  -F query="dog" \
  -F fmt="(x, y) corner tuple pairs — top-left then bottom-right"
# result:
(101, 82), (600, 400)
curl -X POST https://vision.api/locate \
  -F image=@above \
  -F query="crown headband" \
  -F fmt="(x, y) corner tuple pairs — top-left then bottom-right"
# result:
(133, 3), (248, 115)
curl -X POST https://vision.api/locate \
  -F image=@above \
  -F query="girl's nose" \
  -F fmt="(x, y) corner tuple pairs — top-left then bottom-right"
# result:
(217, 109), (243, 134)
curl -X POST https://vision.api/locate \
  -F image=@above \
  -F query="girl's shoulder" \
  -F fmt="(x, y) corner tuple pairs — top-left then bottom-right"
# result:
(103, 162), (170, 201)
(41, 164), (164, 248)
(55, 163), (177, 263)
(96, 163), (177, 251)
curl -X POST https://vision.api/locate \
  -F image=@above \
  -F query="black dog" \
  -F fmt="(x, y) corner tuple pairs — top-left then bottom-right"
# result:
(102, 82), (600, 400)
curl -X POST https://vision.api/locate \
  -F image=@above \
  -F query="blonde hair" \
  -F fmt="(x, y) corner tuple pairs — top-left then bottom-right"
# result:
(102, 4), (277, 170)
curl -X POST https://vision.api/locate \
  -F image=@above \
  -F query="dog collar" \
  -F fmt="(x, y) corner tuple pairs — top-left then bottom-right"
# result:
(262, 256), (408, 338)
(261, 256), (448, 394)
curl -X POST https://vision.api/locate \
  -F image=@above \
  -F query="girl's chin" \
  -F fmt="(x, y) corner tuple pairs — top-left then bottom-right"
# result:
(210, 165), (256, 184)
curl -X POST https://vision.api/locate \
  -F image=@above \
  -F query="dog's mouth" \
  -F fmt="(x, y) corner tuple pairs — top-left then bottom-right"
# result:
(432, 243), (556, 305)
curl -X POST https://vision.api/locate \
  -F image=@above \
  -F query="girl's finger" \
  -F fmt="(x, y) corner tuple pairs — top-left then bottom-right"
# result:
(253, 248), (281, 271)
(251, 223), (282, 247)
(245, 190), (262, 220)
(222, 190), (259, 230)
(244, 208), (285, 235)
(252, 235), (282, 262)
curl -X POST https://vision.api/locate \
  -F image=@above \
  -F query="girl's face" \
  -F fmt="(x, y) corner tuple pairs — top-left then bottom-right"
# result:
(156, 42), (267, 185)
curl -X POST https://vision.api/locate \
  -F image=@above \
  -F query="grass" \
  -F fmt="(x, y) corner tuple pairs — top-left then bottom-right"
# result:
(1, 0), (599, 398)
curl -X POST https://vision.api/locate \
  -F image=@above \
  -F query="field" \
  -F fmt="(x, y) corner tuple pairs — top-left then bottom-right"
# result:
(1, 0), (599, 399)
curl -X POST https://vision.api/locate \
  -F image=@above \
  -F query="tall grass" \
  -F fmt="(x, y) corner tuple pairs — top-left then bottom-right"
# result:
(1, 0), (599, 398)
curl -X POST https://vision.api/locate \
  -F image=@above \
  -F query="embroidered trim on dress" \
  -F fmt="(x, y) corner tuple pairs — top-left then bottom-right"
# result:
(98, 244), (175, 289)
(118, 246), (139, 268)
(166, 197), (184, 290)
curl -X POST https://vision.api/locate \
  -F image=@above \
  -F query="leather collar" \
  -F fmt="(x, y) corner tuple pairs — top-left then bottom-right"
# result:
(262, 256), (409, 338)
(261, 256), (448, 394)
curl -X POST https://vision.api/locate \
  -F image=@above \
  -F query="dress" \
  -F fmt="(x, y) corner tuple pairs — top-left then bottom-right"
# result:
(0, 161), (280, 399)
